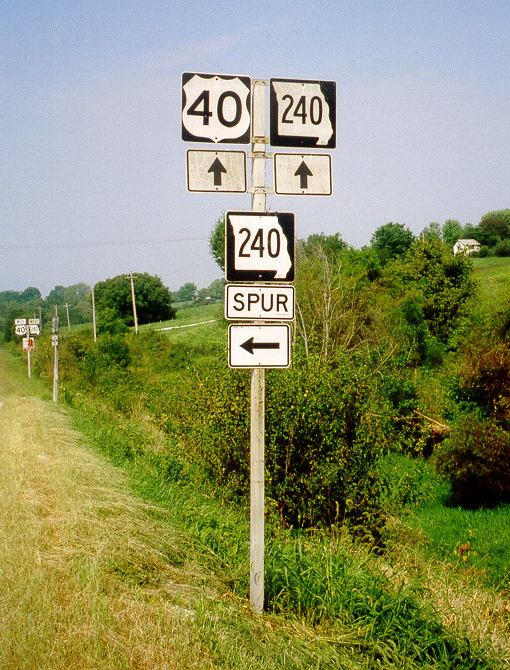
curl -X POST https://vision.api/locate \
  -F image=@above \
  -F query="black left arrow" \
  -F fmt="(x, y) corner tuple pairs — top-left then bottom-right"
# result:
(294, 161), (313, 189)
(240, 337), (280, 355)
(208, 157), (227, 186)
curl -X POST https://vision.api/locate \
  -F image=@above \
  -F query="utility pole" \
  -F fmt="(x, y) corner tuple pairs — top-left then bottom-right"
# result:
(52, 311), (59, 402)
(91, 284), (97, 342)
(128, 273), (139, 334)
(65, 303), (71, 333)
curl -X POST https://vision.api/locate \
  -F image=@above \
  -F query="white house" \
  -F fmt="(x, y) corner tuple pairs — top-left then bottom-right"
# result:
(453, 239), (481, 256)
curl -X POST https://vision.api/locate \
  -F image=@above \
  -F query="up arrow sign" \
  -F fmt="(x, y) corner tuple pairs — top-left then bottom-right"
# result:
(274, 153), (332, 196)
(208, 157), (227, 186)
(294, 160), (313, 189)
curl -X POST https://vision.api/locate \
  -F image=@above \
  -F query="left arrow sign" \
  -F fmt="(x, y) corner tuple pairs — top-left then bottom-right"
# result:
(229, 324), (291, 368)
(240, 337), (280, 354)
(187, 150), (247, 192)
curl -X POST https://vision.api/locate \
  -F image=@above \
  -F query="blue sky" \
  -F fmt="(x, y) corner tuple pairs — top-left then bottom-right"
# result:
(1, 0), (509, 296)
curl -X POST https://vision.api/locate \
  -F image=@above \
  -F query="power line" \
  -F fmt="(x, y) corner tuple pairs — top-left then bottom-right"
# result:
(0, 236), (209, 251)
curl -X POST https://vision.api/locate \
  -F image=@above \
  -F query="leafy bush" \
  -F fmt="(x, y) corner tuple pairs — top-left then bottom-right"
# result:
(435, 414), (510, 508)
(179, 355), (388, 537)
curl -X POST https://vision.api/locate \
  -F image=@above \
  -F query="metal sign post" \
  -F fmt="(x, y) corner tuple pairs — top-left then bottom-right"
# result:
(249, 78), (267, 614)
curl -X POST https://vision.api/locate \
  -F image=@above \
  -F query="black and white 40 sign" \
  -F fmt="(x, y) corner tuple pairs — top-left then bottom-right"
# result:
(182, 72), (251, 144)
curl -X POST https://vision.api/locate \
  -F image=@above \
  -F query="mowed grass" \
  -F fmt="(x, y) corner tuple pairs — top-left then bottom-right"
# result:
(148, 301), (227, 351)
(472, 257), (510, 308)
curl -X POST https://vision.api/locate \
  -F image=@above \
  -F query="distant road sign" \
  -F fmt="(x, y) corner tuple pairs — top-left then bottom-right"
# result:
(52, 335), (59, 347)
(225, 211), (295, 282)
(28, 318), (40, 325)
(22, 337), (35, 351)
(225, 284), (294, 321)
(274, 153), (332, 195)
(187, 150), (247, 192)
(270, 78), (336, 148)
(182, 72), (251, 143)
(229, 324), (291, 368)
(15, 325), (27, 336)
(15, 319), (26, 326)
(28, 324), (40, 336)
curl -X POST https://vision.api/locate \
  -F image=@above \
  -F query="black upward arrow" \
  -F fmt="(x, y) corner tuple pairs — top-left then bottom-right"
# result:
(240, 337), (280, 355)
(208, 157), (227, 186)
(294, 161), (313, 189)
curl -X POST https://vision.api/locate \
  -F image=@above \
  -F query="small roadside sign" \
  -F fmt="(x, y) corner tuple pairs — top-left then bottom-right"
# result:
(182, 72), (251, 144)
(274, 153), (332, 195)
(187, 150), (247, 192)
(228, 324), (291, 368)
(22, 337), (35, 351)
(270, 78), (336, 148)
(28, 324), (40, 336)
(28, 318), (40, 325)
(225, 211), (295, 282)
(15, 318), (27, 326)
(52, 335), (59, 347)
(225, 284), (294, 321)
(15, 324), (27, 336)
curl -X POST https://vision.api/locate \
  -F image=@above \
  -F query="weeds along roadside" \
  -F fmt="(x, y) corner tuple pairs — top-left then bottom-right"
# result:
(27, 330), (502, 669)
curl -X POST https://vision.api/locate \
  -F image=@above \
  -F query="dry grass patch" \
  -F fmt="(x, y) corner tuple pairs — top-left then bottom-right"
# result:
(0, 392), (218, 669)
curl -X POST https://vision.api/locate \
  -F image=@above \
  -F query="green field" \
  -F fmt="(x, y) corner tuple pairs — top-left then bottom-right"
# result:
(472, 257), (510, 307)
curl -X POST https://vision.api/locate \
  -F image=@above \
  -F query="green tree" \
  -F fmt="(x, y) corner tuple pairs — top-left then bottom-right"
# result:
(392, 239), (475, 344)
(295, 235), (384, 360)
(209, 215), (225, 270)
(420, 222), (442, 242)
(479, 209), (510, 241)
(20, 287), (41, 302)
(94, 273), (175, 326)
(441, 219), (463, 248)
(174, 282), (197, 302)
(371, 222), (415, 262)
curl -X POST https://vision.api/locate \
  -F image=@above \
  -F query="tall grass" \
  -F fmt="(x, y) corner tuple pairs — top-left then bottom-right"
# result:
(70, 399), (497, 669)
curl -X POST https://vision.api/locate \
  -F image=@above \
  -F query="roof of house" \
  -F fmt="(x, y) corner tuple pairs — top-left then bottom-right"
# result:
(455, 239), (480, 246)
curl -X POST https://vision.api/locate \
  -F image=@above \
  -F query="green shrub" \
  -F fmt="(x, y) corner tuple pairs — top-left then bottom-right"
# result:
(435, 414), (510, 508)
(458, 343), (510, 427)
(180, 356), (388, 537)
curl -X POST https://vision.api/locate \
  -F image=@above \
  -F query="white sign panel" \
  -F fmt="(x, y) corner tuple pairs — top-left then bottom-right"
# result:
(182, 72), (251, 144)
(229, 324), (291, 368)
(52, 335), (59, 347)
(22, 337), (34, 351)
(15, 325), (27, 336)
(225, 284), (294, 321)
(28, 324), (40, 336)
(28, 318), (40, 325)
(187, 150), (247, 192)
(274, 153), (332, 195)
(15, 318), (27, 326)
(225, 211), (295, 282)
(270, 78), (336, 148)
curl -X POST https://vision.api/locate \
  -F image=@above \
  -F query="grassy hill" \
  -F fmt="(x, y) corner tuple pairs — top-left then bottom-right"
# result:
(472, 257), (510, 308)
